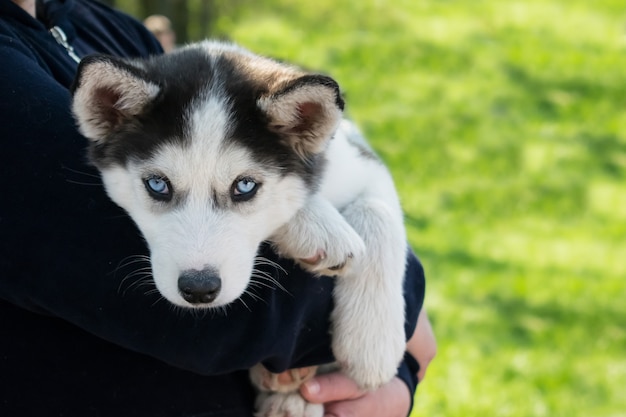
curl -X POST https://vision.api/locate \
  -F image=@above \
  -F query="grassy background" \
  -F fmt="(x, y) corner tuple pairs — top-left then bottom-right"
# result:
(123, 1), (626, 415)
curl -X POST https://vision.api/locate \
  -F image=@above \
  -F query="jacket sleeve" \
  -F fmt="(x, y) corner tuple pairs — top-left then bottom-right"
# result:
(0, 33), (425, 378)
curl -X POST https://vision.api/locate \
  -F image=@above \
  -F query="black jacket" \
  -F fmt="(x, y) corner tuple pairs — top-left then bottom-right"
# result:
(0, 0), (425, 415)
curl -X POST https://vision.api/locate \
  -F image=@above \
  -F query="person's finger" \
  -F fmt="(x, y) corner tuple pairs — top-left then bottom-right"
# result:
(300, 372), (364, 404)
(323, 377), (411, 417)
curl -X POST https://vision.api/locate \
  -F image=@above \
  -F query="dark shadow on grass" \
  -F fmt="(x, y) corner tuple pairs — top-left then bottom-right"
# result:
(413, 245), (622, 350)
(502, 65), (625, 180)
(414, 245), (514, 275)
(405, 213), (430, 230)
(503, 64), (620, 104)
(574, 132), (626, 179)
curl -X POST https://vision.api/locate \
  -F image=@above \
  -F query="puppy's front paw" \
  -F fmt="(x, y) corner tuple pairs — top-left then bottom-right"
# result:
(272, 200), (366, 277)
(255, 392), (323, 417)
(294, 220), (365, 277)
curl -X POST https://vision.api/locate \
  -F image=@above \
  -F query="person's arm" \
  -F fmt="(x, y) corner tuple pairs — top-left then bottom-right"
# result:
(0, 33), (322, 373)
(0, 17), (426, 378)
(408, 309), (437, 382)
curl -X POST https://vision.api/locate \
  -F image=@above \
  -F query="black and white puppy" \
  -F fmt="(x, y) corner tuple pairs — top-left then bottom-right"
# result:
(71, 41), (407, 417)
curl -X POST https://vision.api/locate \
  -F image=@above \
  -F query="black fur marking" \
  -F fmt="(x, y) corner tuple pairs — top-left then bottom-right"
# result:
(271, 74), (344, 111)
(75, 44), (339, 191)
(76, 48), (220, 168)
(215, 57), (332, 190)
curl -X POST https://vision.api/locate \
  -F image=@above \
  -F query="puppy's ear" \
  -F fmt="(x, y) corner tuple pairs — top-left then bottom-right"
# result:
(258, 75), (344, 158)
(71, 55), (160, 142)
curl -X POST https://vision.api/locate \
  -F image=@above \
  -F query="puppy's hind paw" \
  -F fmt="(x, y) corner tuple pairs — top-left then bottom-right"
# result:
(250, 364), (318, 393)
(255, 392), (323, 417)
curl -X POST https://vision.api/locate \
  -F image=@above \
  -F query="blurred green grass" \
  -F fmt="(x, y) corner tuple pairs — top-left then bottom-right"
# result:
(126, 0), (626, 415)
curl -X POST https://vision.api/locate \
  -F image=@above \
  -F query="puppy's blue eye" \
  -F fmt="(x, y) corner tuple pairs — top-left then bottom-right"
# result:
(236, 179), (256, 194)
(147, 177), (168, 193)
(144, 175), (172, 201)
(232, 177), (259, 202)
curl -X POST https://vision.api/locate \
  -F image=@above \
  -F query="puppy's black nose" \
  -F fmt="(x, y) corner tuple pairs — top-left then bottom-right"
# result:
(178, 268), (221, 304)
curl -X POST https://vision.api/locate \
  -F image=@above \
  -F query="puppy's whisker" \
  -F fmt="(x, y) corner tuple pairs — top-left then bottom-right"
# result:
(62, 165), (103, 186)
(115, 255), (155, 296)
(254, 256), (288, 275)
(246, 291), (263, 302)
(251, 270), (275, 281)
(238, 296), (252, 312)
(248, 278), (278, 291)
(121, 267), (153, 280)
(150, 295), (168, 308)
(251, 270), (290, 294)
(120, 275), (154, 296)
(115, 255), (151, 269)
(65, 179), (102, 186)
(213, 304), (229, 317)
(243, 285), (266, 301)
(62, 165), (101, 179)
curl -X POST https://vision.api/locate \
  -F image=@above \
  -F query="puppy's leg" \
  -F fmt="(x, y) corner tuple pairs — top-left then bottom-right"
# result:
(331, 197), (408, 390)
(271, 194), (365, 275)
(250, 364), (323, 417)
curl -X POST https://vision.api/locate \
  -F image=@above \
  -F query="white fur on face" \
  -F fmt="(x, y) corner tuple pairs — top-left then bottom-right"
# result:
(100, 93), (308, 308)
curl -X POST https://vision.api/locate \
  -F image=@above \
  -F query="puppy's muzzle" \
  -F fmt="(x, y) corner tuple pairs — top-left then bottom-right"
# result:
(178, 267), (221, 304)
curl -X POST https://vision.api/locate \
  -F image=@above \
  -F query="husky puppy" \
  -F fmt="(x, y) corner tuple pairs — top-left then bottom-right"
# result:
(71, 41), (407, 417)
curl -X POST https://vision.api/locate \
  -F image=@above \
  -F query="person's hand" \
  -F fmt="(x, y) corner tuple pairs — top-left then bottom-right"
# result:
(298, 308), (437, 416)
(300, 373), (411, 417)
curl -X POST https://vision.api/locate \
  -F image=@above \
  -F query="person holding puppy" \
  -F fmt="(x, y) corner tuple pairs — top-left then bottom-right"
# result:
(0, 0), (436, 416)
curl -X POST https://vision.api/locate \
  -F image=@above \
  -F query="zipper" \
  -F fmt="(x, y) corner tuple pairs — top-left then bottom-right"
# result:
(49, 26), (81, 64)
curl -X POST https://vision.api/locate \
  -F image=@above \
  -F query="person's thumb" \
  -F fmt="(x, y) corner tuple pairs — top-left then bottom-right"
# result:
(300, 372), (364, 404)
